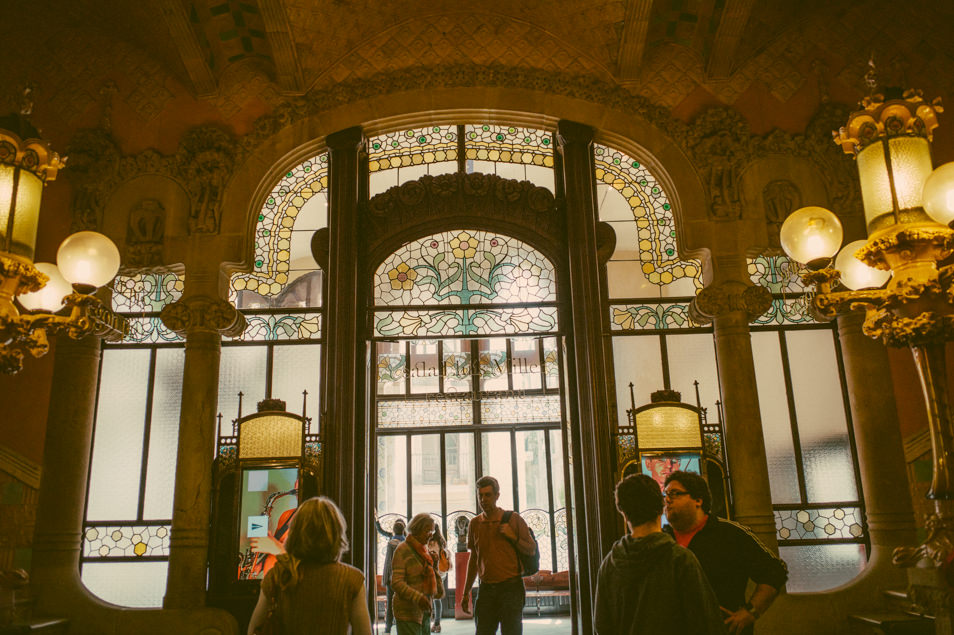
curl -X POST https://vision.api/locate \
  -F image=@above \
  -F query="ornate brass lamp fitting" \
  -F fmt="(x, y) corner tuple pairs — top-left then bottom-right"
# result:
(782, 87), (954, 581)
(0, 107), (127, 374)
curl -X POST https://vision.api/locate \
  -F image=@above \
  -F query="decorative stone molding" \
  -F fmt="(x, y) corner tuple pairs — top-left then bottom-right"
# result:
(365, 172), (562, 255)
(689, 281), (772, 324)
(160, 296), (246, 337)
(178, 127), (237, 234)
(762, 180), (801, 247)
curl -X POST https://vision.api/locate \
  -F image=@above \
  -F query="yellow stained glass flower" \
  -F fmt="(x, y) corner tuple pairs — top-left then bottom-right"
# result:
(450, 232), (477, 259)
(613, 308), (635, 330)
(387, 262), (418, 290)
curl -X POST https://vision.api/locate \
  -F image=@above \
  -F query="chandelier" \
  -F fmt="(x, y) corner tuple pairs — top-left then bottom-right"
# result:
(0, 106), (127, 374)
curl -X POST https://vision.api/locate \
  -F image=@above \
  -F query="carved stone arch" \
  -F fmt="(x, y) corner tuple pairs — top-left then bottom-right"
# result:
(363, 172), (564, 275)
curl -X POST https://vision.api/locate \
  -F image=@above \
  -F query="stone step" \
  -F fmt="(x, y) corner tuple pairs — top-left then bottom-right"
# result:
(0, 618), (69, 635)
(849, 610), (934, 635)
(882, 588), (932, 618)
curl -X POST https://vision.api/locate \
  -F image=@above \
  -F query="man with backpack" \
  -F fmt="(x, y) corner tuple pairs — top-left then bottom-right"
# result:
(375, 514), (407, 634)
(460, 476), (538, 635)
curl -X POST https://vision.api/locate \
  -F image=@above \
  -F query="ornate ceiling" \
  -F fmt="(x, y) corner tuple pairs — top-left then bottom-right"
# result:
(3, 0), (954, 143)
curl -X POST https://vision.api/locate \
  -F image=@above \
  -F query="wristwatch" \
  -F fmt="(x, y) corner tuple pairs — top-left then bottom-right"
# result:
(743, 601), (761, 620)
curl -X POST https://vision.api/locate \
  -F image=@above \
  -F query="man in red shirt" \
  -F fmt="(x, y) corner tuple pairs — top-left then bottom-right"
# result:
(460, 476), (536, 635)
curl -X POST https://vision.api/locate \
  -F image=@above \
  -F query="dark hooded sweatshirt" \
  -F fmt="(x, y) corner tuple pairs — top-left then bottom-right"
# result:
(594, 531), (726, 634)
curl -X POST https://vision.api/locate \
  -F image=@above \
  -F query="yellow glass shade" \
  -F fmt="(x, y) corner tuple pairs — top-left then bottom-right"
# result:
(634, 404), (701, 450)
(856, 137), (933, 229)
(56, 231), (121, 288)
(17, 262), (73, 312)
(0, 164), (43, 261)
(922, 162), (954, 226)
(835, 240), (890, 290)
(239, 414), (303, 459)
(779, 206), (843, 266)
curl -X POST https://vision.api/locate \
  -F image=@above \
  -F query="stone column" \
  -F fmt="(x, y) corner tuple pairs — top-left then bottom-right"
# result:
(835, 311), (916, 552)
(691, 280), (778, 550)
(556, 120), (617, 631)
(31, 335), (102, 614)
(321, 126), (367, 570)
(161, 296), (244, 609)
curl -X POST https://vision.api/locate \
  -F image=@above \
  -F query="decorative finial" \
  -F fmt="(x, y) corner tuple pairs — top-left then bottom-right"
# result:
(19, 84), (34, 117)
(864, 54), (878, 98)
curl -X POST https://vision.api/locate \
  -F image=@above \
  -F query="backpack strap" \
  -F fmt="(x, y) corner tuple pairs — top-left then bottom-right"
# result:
(500, 510), (514, 525)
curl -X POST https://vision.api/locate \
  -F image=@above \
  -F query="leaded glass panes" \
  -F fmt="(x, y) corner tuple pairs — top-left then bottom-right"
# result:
(609, 302), (698, 331)
(445, 433), (476, 513)
(369, 126), (458, 173)
(752, 297), (816, 326)
(748, 255), (810, 295)
(775, 507), (864, 541)
(374, 306), (559, 338)
(226, 311), (321, 342)
(481, 431), (515, 510)
(231, 153), (328, 307)
(83, 524), (171, 558)
(596, 143), (702, 297)
(111, 273), (184, 313)
(411, 435), (442, 516)
(517, 430), (550, 511)
(464, 124), (555, 192)
(86, 349), (151, 521)
(122, 316), (183, 344)
(480, 396), (561, 424)
(374, 230), (557, 306)
(377, 398), (473, 428)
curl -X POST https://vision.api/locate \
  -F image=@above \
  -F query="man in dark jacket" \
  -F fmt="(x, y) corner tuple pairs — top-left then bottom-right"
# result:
(594, 474), (725, 634)
(663, 471), (788, 635)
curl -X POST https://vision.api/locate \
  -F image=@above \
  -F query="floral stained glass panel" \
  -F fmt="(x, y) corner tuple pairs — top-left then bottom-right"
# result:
(112, 273), (183, 313)
(225, 312), (321, 342)
(609, 302), (699, 331)
(121, 317), (183, 344)
(368, 126), (458, 173)
(463, 125), (554, 168)
(748, 255), (811, 294)
(373, 306), (558, 338)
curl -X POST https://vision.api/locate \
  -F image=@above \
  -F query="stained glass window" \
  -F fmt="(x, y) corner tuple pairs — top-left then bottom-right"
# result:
(373, 230), (558, 338)
(109, 272), (184, 344)
(748, 255), (816, 326)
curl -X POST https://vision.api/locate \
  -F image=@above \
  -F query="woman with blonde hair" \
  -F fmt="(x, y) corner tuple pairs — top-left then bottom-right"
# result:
(247, 496), (372, 635)
(391, 513), (444, 635)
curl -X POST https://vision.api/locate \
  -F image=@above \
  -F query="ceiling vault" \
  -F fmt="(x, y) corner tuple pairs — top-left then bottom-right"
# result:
(259, 0), (304, 93)
(159, 0), (217, 97)
(706, 0), (755, 79)
(617, 0), (654, 82)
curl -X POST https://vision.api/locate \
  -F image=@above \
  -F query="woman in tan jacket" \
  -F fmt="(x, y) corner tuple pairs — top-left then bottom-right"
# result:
(391, 513), (444, 635)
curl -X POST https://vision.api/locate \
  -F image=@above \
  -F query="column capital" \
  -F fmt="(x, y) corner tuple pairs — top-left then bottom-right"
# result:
(556, 120), (595, 147)
(326, 126), (365, 152)
(689, 281), (771, 324)
(160, 296), (245, 337)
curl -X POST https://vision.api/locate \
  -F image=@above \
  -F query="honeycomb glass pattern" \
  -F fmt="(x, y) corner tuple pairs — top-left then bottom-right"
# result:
(595, 144), (702, 293)
(775, 507), (864, 541)
(82, 524), (171, 558)
(464, 125), (554, 168)
(369, 126), (458, 172)
(231, 153), (328, 300)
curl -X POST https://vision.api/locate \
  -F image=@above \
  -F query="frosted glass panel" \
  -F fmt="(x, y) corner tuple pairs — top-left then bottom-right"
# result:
(445, 433), (476, 513)
(481, 432), (514, 511)
(612, 336), (664, 428)
(82, 561), (168, 608)
(377, 435), (407, 516)
(750, 332), (800, 503)
(786, 330), (857, 501)
(272, 344), (321, 417)
(87, 349), (151, 521)
(411, 434), (441, 516)
(780, 544), (867, 592)
(218, 346), (267, 433)
(516, 430), (549, 511)
(142, 348), (185, 519)
(550, 430), (566, 509)
(666, 333), (720, 417)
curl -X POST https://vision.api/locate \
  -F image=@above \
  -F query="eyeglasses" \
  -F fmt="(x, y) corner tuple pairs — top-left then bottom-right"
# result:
(664, 490), (692, 501)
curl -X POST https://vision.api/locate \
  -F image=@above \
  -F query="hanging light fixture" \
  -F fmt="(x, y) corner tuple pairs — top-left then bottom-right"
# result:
(779, 78), (954, 570)
(0, 95), (127, 374)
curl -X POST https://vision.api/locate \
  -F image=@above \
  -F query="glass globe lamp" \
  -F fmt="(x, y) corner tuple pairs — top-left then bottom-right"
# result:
(834, 240), (891, 290)
(779, 206), (844, 268)
(56, 231), (121, 290)
(17, 262), (73, 312)
(922, 162), (954, 227)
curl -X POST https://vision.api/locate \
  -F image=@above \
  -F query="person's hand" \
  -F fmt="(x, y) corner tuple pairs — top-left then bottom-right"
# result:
(722, 607), (756, 634)
(460, 588), (472, 615)
(498, 523), (517, 542)
(249, 535), (284, 556)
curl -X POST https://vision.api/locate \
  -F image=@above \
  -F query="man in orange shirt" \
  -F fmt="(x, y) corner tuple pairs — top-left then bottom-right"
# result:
(460, 476), (536, 635)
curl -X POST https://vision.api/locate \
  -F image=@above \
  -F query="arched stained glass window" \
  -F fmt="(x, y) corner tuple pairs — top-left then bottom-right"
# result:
(372, 230), (558, 338)
(81, 272), (186, 607)
(231, 153), (328, 310)
(369, 124), (555, 194)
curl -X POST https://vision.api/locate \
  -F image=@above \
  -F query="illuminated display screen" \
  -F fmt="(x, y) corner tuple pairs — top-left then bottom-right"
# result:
(237, 467), (299, 580)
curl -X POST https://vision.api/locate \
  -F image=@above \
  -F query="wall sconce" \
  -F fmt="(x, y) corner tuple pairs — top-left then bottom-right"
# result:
(0, 112), (127, 374)
(779, 85), (954, 570)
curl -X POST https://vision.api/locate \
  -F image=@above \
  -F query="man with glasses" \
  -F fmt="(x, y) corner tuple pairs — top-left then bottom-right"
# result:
(663, 471), (788, 635)
(594, 473), (725, 634)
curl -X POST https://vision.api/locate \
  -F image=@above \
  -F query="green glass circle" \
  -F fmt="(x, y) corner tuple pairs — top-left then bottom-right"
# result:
(258, 214), (264, 221)
(373, 142), (381, 150)
(419, 136), (427, 143)
(255, 260), (263, 267)
(663, 203), (671, 210)
(632, 161), (640, 168)
(482, 125), (490, 131)
(666, 248), (674, 256)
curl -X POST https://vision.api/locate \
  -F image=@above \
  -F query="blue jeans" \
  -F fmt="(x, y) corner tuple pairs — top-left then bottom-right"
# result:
(475, 578), (525, 635)
(385, 583), (395, 632)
